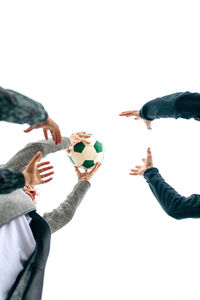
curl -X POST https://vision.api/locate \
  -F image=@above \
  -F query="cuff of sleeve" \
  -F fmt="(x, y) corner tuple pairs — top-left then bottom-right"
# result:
(139, 106), (154, 121)
(17, 172), (26, 188)
(143, 167), (159, 179)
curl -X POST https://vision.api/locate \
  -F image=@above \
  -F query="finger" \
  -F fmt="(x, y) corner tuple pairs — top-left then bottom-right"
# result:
(119, 111), (133, 116)
(76, 131), (86, 135)
(90, 162), (101, 175)
(24, 126), (34, 133)
(38, 166), (53, 173)
(142, 158), (146, 162)
(40, 171), (54, 178)
(79, 134), (90, 138)
(74, 166), (81, 175)
(147, 125), (152, 130)
(55, 128), (62, 145)
(37, 161), (50, 168)
(130, 169), (139, 172)
(28, 152), (42, 166)
(41, 177), (53, 184)
(43, 128), (49, 140)
(135, 165), (142, 168)
(50, 129), (57, 143)
(82, 139), (91, 144)
(134, 117), (140, 120)
(129, 173), (139, 175)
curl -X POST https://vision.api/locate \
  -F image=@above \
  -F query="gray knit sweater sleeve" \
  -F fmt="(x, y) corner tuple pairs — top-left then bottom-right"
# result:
(4, 137), (71, 172)
(43, 181), (91, 233)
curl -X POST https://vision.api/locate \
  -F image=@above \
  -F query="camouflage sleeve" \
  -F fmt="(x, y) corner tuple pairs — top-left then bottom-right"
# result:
(0, 88), (48, 126)
(0, 168), (25, 194)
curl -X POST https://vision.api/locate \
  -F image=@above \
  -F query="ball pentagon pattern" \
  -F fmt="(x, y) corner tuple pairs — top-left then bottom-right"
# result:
(68, 134), (104, 169)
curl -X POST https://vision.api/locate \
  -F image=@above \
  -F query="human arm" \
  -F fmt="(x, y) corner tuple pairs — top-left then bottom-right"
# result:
(143, 168), (200, 219)
(3, 137), (71, 172)
(43, 162), (101, 233)
(0, 88), (48, 126)
(0, 88), (62, 144)
(130, 148), (200, 219)
(120, 91), (200, 129)
(4, 131), (90, 172)
(0, 151), (54, 194)
(139, 91), (200, 121)
(0, 168), (25, 194)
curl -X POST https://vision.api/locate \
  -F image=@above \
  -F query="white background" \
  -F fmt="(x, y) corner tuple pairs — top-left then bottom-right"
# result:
(1, 0), (200, 299)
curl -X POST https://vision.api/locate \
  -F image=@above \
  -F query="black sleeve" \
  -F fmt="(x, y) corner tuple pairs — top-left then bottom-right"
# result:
(0, 87), (48, 126)
(139, 92), (200, 121)
(143, 168), (200, 219)
(0, 168), (25, 194)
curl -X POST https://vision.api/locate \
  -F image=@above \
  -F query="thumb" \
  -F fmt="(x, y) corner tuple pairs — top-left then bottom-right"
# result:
(24, 126), (34, 133)
(28, 151), (42, 166)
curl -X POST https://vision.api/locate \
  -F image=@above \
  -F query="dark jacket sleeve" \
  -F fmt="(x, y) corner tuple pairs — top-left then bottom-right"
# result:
(143, 168), (200, 219)
(0, 168), (25, 194)
(0, 87), (48, 126)
(139, 92), (200, 121)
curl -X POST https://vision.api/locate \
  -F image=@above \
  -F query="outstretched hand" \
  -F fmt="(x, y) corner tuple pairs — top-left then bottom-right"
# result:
(74, 162), (101, 181)
(130, 147), (153, 176)
(24, 117), (62, 145)
(67, 132), (91, 153)
(23, 151), (54, 186)
(119, 110), (152, 130)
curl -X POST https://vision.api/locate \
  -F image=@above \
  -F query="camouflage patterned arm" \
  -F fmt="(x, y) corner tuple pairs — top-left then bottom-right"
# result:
(0, 168), (25, 194)
(0, 88), (48, 126)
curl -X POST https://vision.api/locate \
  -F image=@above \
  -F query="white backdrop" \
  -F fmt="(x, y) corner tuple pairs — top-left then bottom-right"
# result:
(1, 1), (200, 299)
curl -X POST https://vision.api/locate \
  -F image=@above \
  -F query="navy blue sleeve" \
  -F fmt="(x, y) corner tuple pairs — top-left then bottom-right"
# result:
(0, 88), (48, 126)
(0, 168), (25, 194)
(139, 92), (200, 121)
(143, 168), (200, 219)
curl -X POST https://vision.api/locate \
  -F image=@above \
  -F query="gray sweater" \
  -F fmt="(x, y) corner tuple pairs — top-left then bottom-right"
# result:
(0, 137), (91, 233)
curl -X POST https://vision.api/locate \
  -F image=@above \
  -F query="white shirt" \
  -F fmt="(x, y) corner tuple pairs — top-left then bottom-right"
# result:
(0, 214), (36, 300)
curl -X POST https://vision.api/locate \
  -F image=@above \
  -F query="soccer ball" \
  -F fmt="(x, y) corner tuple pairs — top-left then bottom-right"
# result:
(68, 134), (104, 169)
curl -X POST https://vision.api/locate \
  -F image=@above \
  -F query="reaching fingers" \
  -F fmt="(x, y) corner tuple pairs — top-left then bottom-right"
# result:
(41, 177), (53, 184)
(51, 126), (62, 145)
(40, 171), (54, 179)
(82, 138), (91, 144)
(90, 162), (101, 175)
(145, 120), (152, 130)
(36, 161), (50, 168)
(43, 128), (49, 140)
(38, 166), (53, 173)
(24, 126), (34, 133)
(119, 110), (139, 117)
(76, 131), (86, 135)
(147, 147), (152, 158)
(74, 166), (81, 175)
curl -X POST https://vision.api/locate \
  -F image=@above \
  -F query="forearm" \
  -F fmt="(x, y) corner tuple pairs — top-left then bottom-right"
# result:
(0, 168), (25, 194)
(4, 137), (71, 171)
(144, 168), (200, 219)
(0, 88), (48, 126)
(43, 181), (91, 233)
(139, 92), (200, 121)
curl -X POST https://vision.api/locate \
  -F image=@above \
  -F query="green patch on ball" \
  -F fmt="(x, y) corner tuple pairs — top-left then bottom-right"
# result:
(74, 142), (85, 153)
(82, 160), (95, 168)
